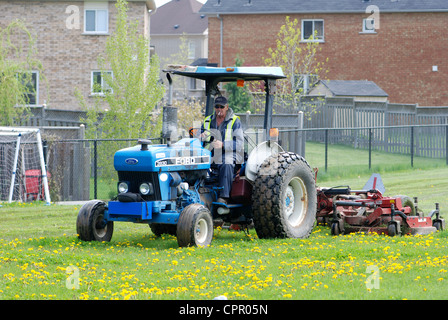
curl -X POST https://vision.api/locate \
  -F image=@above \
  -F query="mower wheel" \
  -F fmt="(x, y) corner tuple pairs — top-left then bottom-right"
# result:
(331, 221), (341, 236)
(252, 152), (317, 239)
(177, 203), (213, 247)
(77, 200), (114, 242)
(387, 223), (398, 237)
(433, 220), (443, 231)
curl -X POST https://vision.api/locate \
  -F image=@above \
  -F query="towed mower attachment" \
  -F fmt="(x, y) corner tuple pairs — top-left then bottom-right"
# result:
(316, 174), (444, 236)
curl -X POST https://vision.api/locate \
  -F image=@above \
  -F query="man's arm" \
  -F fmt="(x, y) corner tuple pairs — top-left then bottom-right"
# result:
(223, 118), (244, 165)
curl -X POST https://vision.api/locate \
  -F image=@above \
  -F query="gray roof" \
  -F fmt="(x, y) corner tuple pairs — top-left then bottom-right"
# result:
(151, 0), (208, 35)
(318, 80), (388, 97)
(200, 0), (448, 15)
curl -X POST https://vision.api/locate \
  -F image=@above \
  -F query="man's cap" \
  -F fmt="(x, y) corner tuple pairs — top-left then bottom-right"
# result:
(214, 96), (228, 106)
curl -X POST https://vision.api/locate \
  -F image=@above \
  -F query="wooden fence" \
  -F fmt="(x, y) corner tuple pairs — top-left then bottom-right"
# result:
(20, 100), (448, 159)
(299, 97), (448, 159)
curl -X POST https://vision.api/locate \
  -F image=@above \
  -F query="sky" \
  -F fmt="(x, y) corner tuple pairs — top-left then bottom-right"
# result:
(154, 0), (207, 8)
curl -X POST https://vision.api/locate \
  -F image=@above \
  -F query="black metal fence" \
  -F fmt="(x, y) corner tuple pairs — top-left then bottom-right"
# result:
(279, 124), (448, 172)
(41, 124), (448, 202)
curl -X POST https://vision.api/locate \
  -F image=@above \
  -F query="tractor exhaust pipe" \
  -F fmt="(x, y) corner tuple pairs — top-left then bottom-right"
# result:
(162, 73), (178, 143)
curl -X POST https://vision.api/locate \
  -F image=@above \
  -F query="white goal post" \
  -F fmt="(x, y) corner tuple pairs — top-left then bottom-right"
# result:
(0, 127), (51, 205)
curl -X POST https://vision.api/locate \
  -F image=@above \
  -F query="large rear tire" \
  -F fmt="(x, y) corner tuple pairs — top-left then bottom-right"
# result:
(177, 203), (213, 247)
(77, 200), (114, 242)
(252, 152), (317, 239)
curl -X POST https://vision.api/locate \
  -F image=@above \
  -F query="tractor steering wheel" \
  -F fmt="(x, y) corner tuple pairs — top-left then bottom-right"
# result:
(188, 127), (215, 147)
(189, 127), (214, 140)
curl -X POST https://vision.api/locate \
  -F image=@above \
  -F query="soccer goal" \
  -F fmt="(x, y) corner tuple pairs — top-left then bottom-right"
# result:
(0, 127), (51, 204)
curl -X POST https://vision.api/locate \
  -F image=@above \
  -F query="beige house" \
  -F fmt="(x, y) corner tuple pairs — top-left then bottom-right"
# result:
(1, 0), (157, 111)
(150, 0), (208, 100)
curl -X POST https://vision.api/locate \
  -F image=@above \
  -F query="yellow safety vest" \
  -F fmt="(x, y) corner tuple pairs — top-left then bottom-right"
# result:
(203, 114), (239, 149)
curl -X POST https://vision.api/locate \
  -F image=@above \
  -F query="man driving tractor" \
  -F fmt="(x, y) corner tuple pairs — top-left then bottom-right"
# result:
(200, 96), (244, 204)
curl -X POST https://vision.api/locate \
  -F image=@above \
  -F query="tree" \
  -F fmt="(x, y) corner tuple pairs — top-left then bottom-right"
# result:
(224, 55), (252, 113)
(264, 16), (327, 112)
(77, 0), (165, 185)
(0, 20), (43, 126)
(79, 0), (165, 141)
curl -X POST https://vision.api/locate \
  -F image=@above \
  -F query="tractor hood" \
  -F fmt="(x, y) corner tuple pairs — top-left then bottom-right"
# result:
(114, 138), (211, 172)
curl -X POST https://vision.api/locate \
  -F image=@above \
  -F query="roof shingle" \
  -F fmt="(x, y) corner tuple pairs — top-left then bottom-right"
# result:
(317, 80), (388, 97)
(152, 0), (208, 35)
(200, 0), (448, 15)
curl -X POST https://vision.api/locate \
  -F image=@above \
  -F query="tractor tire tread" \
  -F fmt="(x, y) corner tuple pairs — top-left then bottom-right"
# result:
(251, 152), (316, 239)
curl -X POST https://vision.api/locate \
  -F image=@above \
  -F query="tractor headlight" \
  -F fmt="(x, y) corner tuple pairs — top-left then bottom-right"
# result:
(139, 182), (153, 195)
(118, 181), (129, 193)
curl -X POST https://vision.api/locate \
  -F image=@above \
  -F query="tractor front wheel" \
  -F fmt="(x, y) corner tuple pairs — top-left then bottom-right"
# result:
(77, 200), (114, 242)
(177, 203), (213, 247)
(252, 152), (317, 239)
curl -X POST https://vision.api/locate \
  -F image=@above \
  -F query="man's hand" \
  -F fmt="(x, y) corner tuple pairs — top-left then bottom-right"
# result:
(211, 140), (223, 149)
(199, 131), (209, 141)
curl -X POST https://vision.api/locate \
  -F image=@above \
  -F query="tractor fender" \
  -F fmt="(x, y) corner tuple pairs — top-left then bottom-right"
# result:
(245, 140), (284, 182)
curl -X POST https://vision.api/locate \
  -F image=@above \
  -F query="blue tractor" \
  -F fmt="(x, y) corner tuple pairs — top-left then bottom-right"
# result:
(76, 66), (317, 247)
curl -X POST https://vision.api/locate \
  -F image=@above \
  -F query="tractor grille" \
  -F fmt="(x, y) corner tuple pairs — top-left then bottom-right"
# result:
(117, 171), (161, 201)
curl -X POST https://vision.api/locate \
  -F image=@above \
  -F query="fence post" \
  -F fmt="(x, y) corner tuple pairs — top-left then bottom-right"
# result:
(352, 100), (358, 148)
(369, 128), (372, 170)
(325, 129), (328, 172)
(93, 139), (98, 199)
(296, 111), (305, 156)
(41, 104), (47, 127)
(410, 126), (414, 167)
(79, 125), (90, 200)
(446, 125), (448, 165)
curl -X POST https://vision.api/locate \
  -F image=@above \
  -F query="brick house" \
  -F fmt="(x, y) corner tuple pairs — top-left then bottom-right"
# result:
(200, 0), (448, 106)
(0, 0), (156, 111)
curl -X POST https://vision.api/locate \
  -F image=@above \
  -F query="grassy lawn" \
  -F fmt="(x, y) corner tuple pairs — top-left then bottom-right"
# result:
(1, 144), (448, 301)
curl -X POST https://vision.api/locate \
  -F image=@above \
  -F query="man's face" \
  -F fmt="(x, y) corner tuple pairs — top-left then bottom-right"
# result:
(215, 104), (228, 118)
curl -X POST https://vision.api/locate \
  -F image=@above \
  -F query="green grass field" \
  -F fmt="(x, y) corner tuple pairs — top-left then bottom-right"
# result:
(1, 143), (448, 301)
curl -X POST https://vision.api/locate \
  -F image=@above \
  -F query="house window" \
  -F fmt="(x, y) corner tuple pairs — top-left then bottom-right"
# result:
(91, 71), (113, 95)
(362, 18), (377, 33)
(21, 71), (38, 105)
(302, 20), (324, 42)
(190, 78), (197, 90)
(188, 41), (196, 60)
(84, 2), (108, 34)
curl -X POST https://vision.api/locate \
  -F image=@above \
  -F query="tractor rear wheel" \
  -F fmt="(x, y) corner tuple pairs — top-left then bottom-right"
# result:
(177, 203), (213, 247)
(77, 200), (114, 242)
(252, 152), (317, 239)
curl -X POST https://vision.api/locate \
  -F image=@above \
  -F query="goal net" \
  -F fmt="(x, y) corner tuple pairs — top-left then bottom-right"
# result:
(0, 127), (51, 204)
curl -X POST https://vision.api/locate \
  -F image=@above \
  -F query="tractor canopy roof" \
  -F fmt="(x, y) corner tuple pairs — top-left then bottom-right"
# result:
(163, 65), (286, 83)
(163, 65), (285, 128)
